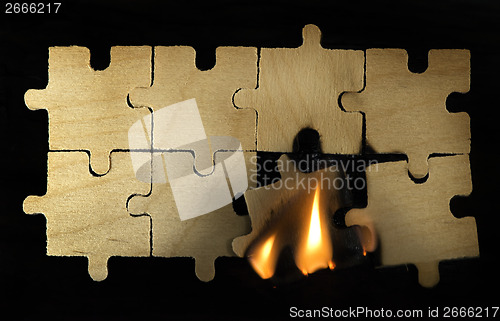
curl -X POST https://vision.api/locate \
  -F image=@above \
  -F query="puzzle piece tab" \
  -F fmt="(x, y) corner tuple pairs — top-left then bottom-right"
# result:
(128, 150), (253, 281)
(342, 49), (471, 179)
(24, 46), (152, 174)
(234, 24), (364, 154)
(23, 151), (151, 281)
(345, 155), (478, 287)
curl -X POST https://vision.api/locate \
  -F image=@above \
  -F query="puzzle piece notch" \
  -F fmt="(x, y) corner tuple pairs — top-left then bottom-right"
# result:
(23, 151), (151, 281)
(342, 48), (471, 179)
(234, 24), (364, 154)
(345, 155), (478, 287)
(129, 46), (258, 176)
(128, 150), (253, 282)
(24, 46), (152, 175)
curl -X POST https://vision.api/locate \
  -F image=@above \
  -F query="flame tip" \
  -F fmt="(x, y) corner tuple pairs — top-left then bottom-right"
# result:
(248, 233), (277, 279)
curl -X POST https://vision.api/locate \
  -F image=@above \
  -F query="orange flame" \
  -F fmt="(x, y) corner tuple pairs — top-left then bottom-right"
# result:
(248, 233), (277, 279)
(295, 188), (333, 275)
(355, 224), (377, 256)
(247, 187), (335, 279)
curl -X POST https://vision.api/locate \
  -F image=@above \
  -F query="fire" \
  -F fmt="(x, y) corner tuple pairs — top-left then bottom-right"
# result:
(306, 187), (323, 250)
(247, 187), (335, 279)
(355, 224), (377, 256)
(295, 188), (333, 275)
(248, 233), (277, 279)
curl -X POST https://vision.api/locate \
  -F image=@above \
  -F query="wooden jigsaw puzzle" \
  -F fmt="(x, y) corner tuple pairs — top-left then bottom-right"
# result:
(23, 24), (478, 286)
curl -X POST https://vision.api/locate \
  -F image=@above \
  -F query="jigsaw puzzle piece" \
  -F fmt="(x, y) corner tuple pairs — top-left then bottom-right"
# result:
(129, 45), (257, 175)
(23, 151), (151, 281)
(234, 24), (364, 154)
(24, 46), (152, 175)
(128, 150), (253, 281)
(342, 49), (470, 179)
(345, 155), (478, 287)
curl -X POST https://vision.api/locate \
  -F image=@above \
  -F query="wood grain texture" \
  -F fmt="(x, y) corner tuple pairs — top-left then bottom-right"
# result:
(234, 24), (364, 154)
(129, 45), (258, 173)
(345, 155), (478, 287)
(342, 49), (471, 179)
(24, 46), (152, 175)
(23, 152), (151, 281)
(128, 151), (253, 282)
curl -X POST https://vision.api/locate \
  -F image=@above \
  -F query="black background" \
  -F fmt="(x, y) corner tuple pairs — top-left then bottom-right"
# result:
(1, 0), (499, 320)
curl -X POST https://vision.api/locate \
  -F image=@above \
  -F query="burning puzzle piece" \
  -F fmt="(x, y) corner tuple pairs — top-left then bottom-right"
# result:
(232, 154), (366, 279)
